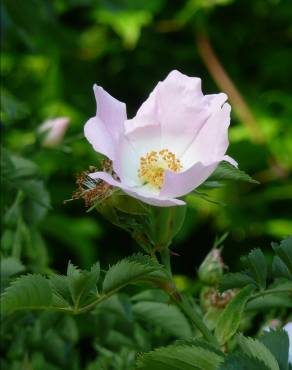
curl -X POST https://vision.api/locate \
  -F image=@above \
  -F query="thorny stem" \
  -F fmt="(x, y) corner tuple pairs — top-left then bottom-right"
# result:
(159, 248), (172, 279)
(174, 294), (218, 346)
(159, 248), (219, 346)
(80, 246), (218, 344)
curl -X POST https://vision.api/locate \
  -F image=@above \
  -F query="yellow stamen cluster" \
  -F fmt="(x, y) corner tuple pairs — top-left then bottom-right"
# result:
(138, 149), (182, 189)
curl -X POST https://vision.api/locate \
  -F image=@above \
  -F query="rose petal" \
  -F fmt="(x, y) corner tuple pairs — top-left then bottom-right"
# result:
(134, 70), (212, 157)
(84, 117), (116, 160)
(116, 137), (141, 186)
(205, 92), (228, 110)
(180, 103), (231, 168)
(124, 116), (162, 157)
(223, 155), (238, 167)
(94, 85), (127, 142)
(160, 161), (219, 198)
(89, 171), (185, 207)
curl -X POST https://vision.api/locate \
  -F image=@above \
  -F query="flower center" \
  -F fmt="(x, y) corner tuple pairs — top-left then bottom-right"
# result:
(138, 149), (182, 189)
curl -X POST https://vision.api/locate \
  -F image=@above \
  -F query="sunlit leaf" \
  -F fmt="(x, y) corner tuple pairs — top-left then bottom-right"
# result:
(215, 285), (255, 345)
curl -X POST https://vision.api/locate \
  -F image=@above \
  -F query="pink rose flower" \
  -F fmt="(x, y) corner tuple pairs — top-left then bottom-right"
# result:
(84, 70), (236, 207)
(39, 117), (70, 147)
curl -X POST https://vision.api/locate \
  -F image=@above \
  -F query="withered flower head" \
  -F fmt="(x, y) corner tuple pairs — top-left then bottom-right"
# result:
(69, 160), (118, 208)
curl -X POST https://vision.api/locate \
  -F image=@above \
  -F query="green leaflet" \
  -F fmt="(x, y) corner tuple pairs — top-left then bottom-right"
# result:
(259, 330), (290, 370)
(102, 254), (165, 294)
(50, 274), (72, 308)
(237, 334), (280, 370)
(1, 254), (166, 315)
(1, 274), (53, 314)
(133, 301), (192, 339)
(2, 150), (51, 210)
(67, 261), (100, 307)
(136, 343), (224, 370)
(209, 161), (259, 184)
(220, 331), (290, 370)
(0, 257), (25, 291)
(272, 255), (291, 280)
(245, 249), (268, 289)
(215, 285), (255, 345)
(220, 238), (292, 293)
(246, 290), (292, 311)
(219, 272), (255, 292)
(272, 237), (292, 276)
(219, 353), (272, 370)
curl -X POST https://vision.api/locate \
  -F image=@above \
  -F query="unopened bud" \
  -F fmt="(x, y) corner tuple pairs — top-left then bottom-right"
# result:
(262, 318), (282, 333)
(38, 117), (70, 147)
(200, 286), (236, 311)
(198, 248), (224, 285)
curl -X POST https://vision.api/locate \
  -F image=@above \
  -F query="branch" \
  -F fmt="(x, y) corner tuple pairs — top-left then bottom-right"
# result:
(196, 33), (264, 143)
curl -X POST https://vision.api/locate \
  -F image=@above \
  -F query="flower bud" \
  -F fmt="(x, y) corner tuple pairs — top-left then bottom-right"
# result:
(198, 248), (224, 285)
(200, 286), (216, 311)
(38, 117), (70, 147)
(262, 319), (282, 333)
(200, 286), (236, 311)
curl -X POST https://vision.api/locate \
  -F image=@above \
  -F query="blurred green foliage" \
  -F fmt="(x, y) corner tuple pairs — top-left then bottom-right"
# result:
(1, 0), (292, 367)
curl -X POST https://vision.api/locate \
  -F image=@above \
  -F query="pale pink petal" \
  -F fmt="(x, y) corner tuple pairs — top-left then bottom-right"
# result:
(134, 70), (215, 156)
(223, 155), (238, 167)
(84, 117), (115, 160)
(160, 161), (219, 198)
(89, 172), (185, 207)
(205, 93), (228, 110)
(124, 116), (161, 157)
(39, 117), (70, 147)
(94, 85), (127, 142)
(127, 190), (185, 207)
(180, 103), (231, 168)
(115, 137), (140, 186)
(117, 116), (162, 185)
(84, 86), (127, 161)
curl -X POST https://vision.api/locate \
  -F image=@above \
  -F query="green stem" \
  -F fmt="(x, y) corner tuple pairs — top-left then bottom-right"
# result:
(160, 248), (172, 279)
(174, 294), (218, 346)
(77, 294), (109, 314)
(159, 280), (218, 346)
(159, 248), (218, 346)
